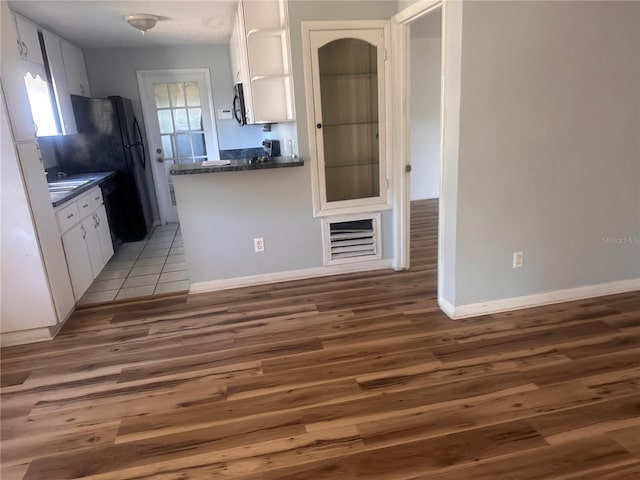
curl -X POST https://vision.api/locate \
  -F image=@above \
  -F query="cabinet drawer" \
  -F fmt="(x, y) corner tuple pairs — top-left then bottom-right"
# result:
(56, 202), (80, 233)
(89, 188), (104, 210)
(76, 192), (93, 219)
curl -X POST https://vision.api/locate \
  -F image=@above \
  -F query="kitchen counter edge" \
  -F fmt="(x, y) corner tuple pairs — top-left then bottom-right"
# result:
(50, 171), (117, 208)
(170, 157), (304, 175)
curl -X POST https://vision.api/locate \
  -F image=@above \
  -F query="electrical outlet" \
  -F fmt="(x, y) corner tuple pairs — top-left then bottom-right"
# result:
(513, 251), (523, 269)
(254, 237), (264, 253)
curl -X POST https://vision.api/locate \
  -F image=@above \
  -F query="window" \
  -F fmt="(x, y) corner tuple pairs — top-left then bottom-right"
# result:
(24, 72), (59, 136)
(153, 82), (208, 165)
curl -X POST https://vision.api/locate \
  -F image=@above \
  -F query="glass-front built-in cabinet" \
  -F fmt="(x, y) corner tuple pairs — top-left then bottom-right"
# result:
(304, 23), (389, 216)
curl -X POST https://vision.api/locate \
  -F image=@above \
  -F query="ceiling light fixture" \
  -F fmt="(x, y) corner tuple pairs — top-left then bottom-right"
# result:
(125, 14), (160, 35)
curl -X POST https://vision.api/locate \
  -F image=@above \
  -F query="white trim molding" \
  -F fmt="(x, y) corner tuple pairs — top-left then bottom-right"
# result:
(439, 278), (640, 320)
(437, 296), (456, 318)
(389, 1), (443, 273)
(189, 260), (393, 295)
(1, 327), (53, 347)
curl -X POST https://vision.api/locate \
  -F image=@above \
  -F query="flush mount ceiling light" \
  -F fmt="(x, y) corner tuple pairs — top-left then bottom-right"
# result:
(125, 14), (160, 35)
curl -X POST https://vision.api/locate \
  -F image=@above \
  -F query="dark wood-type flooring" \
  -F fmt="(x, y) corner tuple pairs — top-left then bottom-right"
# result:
(2, 199), (639, 479)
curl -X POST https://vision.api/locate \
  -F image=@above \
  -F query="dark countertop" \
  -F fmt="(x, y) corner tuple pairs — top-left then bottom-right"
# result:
(170, 157), (304, 175)
(49, 171), (117, 207)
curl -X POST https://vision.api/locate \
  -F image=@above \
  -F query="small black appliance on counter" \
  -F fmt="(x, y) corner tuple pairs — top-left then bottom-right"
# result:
(262, 139), (280, 157)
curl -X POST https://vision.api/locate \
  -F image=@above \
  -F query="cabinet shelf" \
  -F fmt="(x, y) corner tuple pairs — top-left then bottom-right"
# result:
(323, 121), (377, 128)
(246, 28), (286, 37)
(320, 72), (376, 78)
(250, 73), (290, 82)
(325, 162), (379, 168)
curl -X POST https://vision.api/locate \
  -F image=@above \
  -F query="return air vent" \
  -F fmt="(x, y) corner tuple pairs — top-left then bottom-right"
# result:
(321, 213), (382, 265)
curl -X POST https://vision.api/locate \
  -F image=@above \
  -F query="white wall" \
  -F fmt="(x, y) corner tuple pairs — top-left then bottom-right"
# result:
(410, 9), (441, 200)
(442, 0), (640, 307)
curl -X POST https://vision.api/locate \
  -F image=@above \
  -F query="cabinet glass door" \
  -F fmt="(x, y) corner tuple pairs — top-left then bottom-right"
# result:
(319, 38), (379, 202)
(308, 27), (387, 215)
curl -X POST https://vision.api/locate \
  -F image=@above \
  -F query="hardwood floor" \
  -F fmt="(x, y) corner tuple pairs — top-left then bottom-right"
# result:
(2, 198), (639, 479)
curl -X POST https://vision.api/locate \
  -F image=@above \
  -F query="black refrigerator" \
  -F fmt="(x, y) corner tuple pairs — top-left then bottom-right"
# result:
(54, 95), (153, 242)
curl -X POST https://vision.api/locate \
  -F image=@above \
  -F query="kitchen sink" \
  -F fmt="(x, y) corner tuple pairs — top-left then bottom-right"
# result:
(47, 180), (91, 188)
(47, 172), (113, 206)
(47, 178), (94, 203)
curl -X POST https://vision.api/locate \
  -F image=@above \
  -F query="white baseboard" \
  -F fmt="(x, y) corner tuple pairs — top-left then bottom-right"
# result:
(440, 278), (640, 320)
(438, 296), (455, 318)
(0, 326), (54, 347)
(189, 259), (393, 294)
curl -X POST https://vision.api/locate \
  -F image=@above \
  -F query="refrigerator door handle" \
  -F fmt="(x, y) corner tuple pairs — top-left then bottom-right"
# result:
(133, 117), (147, 169)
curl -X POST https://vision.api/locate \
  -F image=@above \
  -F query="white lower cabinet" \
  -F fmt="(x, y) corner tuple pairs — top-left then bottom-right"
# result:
(84, 215), (103, 283)
(61, 222), (94, 299)
(56, 186), (114, 300)
(94, 205), (114, 263)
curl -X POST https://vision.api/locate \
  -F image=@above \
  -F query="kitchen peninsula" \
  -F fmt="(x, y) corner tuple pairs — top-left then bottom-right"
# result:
(169, 156), (336, 294)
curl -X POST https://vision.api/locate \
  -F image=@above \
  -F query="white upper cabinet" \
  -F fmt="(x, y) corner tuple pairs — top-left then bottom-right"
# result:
(230, 0), (294, 124)
(41, 30), (77, 134)
(60, 39), (91, 97)
(12, 13), (44, 65)
(2, 7), (38, 141)
(229, 13), (244, 86)
(303, 21), (391, 217)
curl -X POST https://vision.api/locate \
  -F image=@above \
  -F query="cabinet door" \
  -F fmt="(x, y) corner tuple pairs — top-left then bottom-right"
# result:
(60, 39), (91, 97)
(2, 4), (35, 141)
(61, 222), (93, 300)
(83, 215), (104, 278)
(94, 205), (114, 266)
(307, 26), (388, 214)
(229, 17), (242, 85)
(13, 14), (43, 65)
(41, 30), (77, 134)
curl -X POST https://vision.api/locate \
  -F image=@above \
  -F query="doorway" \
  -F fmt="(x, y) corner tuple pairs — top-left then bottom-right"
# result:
(409, 7), (442, 279)
(137, 69), (220, 224)
(392, 0), (443, 295)
(409, 9), (441, 206)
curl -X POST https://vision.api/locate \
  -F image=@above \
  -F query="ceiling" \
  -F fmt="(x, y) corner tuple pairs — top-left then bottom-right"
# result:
(8, 0), (239, 48)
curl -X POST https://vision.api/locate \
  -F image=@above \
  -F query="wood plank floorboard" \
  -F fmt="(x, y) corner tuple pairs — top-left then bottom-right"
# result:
(1, 198), (639, 479)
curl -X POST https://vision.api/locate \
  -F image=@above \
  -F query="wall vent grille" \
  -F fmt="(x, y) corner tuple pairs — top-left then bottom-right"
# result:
(322, 213), (382, 265)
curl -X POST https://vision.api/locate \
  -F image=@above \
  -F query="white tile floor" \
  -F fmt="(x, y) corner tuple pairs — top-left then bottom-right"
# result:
(77, 223), (189, 305)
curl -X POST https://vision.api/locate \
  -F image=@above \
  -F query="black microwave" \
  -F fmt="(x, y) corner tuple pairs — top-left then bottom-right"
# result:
(232, 83), (247, 126)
